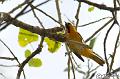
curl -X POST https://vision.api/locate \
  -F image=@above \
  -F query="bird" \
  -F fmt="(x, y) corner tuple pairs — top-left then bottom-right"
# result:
(65, 22), (105, 66)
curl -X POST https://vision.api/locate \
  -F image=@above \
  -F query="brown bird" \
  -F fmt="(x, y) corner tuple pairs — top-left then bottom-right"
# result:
(65, 22), (105, 66)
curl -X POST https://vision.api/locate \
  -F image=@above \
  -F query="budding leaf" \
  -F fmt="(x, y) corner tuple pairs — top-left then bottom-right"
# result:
(18, 28), (38, 47)
(89, 37), (97, 49)
(44, 37), (61, 53)
(88, 6), (94, 12)
(28, 58), (42, 67)
(25, 49), (31, 58)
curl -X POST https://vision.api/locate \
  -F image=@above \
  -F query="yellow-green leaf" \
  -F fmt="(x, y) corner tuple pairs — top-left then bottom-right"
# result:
(89, 37), (97, 49)
(88, 6), (94, 12)
(25, 49), (31, 58)
(44, 37), (61, 53)
(18, 28), (38, 47)
(28, 58), (42, 67)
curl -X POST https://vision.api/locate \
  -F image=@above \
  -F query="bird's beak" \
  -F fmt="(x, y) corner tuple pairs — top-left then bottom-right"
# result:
(65, 22), (67, 25)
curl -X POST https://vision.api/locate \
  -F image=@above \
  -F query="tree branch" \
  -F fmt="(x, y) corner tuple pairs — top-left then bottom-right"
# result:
(0, 12), (65, 42)
(17, 37), (44, 79)
(76, 0), (120, 11)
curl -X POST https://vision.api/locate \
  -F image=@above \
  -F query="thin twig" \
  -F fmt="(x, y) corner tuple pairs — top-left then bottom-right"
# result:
(0, 64), (18, 67)
(109, 24), (120, 71)
(75, 2), (81, 27)
(66, 44), (76, 79)
(79, 17), (112, 27)
(30, 4), (45, 28)
(9, 1), (27, 13)
(70, 55), (76, 79)
(32, 6), (63, 26)
(85, 59), (91, 79)
(65, 44), (71, 79)
(68, 55), (70, 79)
(117, 0), (120, 7)
(55, 0), (62, 24)
(112, 0), (117, 24)
(71, 54), (80, 68)
(0, 73), (6, 79)
(0, 0), (34, 31)
(75, 67), (85, 75)
(89, 71), (96, 79)
(111, 67), (120, 74)
(0, 57), (15, 61)
(85, 18), (114, 42)
(102, 67), (120, 79)
(0, 39), (26, 79)
(89, 66), (100, 73)
(23, 0), (51, 14)
(0, 39), (20, 64)
(103, 21), (115, 73)
(14, 1), (34, 19)
(16, 37), (44, 79)
(76, 0), (120, 11)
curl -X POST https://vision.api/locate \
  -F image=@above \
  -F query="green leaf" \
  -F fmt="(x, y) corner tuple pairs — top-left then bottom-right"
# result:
(28, 58), (42, 67)
(88, 6), (94, 12)
(18, 28), (38, 47)
(24, 50), (42, 67)
(44, 37), (61, 53)
(89, 37), (97, 49)
(25, 49), (31, 58)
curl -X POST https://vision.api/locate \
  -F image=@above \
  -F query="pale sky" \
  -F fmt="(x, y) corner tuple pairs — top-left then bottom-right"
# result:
(0, 0), (120, 79)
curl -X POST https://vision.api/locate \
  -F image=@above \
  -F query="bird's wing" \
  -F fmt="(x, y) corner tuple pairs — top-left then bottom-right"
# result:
(73, 51), (84, 62)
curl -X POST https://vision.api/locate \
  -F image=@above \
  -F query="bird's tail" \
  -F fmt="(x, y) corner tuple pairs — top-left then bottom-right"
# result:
(89, 52), (105, 66)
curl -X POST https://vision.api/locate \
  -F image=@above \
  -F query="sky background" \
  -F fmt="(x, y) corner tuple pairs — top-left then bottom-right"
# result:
(0, 0), (120, 79)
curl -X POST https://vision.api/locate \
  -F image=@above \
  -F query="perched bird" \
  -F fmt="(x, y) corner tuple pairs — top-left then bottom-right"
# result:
(65, 22), (105, 66)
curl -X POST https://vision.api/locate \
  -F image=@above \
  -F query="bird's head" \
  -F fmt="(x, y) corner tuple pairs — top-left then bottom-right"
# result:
(65, 22), (76, 33)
